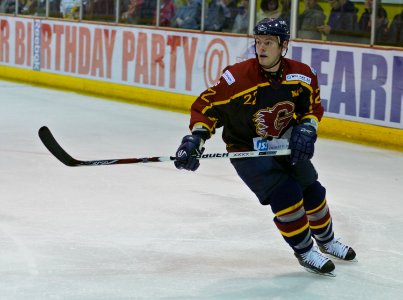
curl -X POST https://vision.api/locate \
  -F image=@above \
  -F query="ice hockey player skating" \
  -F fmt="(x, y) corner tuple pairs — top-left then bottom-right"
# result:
(174, 18), (356, 275)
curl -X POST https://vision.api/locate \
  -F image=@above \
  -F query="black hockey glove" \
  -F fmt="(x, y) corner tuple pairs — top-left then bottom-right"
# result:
(174, 135), (204, 171)
(289, 122), (317, 165)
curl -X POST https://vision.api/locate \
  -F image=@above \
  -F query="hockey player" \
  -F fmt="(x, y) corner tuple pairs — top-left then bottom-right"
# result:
(174, 18), (356, 275)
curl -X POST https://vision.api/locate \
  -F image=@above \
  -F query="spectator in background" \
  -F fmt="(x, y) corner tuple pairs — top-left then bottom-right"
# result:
(36, 0), (61, 17)
(49, 0), (62, 17)
(298, 0), (325, 40)
(171, 0), (201, 30)
(159, 0), (175, 27)
(60, 0), (80, 19)
(204, 0), (230, 32)
(19, 0), (43, 15)
(388, 11), (403, 46)
(232, 0), (249, 34)
(121, 0), (156, 25)
(0, 0), (24, 13)
(358, 0), (388, 44)
(140, 0), (157, 24)
(279, 0), (291, 26)
(222, 0), (238, 31)
(318, 0), (358, 43)
(257, 0), (281, 22)
(85, 0), (115, 21)
(121, 0), (140, 23)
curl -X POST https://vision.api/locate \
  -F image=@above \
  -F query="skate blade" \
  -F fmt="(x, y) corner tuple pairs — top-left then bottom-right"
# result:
(303, 267), (336, 277)
(344, 258), (358, 263)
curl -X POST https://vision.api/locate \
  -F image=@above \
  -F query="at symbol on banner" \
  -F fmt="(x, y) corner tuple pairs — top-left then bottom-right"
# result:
(204, 38), (229, 88)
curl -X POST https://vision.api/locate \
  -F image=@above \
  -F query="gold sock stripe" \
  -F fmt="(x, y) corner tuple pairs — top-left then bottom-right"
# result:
(309, 216), (332, 230)
(278, 222), (310, 238)
(275, 199), (304, 217)
(306, 198), (326, 215)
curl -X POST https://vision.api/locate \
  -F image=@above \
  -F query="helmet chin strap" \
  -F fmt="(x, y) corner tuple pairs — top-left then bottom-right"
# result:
(261, 55), (281, 71)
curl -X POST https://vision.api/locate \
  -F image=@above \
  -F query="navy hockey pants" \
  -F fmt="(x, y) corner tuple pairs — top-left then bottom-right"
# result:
(230, 157), (318, 205)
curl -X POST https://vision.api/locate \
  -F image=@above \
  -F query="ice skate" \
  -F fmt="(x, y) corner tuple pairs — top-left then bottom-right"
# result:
(318, 238), (356, 261)
(295, 245), (335, 276)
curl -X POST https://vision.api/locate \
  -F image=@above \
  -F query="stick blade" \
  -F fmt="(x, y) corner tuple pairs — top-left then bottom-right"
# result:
(38, 126), (79, 166)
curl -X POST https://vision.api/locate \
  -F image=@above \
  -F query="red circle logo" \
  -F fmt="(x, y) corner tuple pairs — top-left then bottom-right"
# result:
(203, 38), (230, 88)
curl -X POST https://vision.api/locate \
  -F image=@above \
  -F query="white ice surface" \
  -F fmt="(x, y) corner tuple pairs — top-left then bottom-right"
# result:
(0, 79), (403, 300)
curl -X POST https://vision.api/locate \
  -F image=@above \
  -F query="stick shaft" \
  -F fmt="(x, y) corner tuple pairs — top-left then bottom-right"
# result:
(38, 126), (290, 167)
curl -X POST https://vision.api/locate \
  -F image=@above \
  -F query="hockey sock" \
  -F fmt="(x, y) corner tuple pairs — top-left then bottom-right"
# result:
(270, 178), (314, 254)
(303, 181), (334, 244)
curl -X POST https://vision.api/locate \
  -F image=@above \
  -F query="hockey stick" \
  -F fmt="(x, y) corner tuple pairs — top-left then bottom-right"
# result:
(38, 126), (291, 167)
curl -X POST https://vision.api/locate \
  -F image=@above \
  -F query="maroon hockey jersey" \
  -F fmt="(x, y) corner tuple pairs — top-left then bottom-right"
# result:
(190, 57), (324, 151)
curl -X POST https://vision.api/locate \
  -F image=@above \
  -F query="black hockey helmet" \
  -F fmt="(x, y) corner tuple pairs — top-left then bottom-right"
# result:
(253, 18), (290, 43)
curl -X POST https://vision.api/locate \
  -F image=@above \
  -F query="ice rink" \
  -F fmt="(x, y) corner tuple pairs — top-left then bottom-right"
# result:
(1, 79), (403, 299)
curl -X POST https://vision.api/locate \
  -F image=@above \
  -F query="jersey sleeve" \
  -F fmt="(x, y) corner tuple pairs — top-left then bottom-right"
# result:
(189, 67), (235, 139)
(297, 66), (324, 126)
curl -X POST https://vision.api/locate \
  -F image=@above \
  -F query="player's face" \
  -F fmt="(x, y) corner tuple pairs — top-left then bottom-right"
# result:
(255, 35), (284, 71)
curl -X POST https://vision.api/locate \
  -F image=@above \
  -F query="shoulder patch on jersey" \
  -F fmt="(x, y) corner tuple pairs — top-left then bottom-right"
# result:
(222, 70), (235, 85)
(286, 73), (312, 85)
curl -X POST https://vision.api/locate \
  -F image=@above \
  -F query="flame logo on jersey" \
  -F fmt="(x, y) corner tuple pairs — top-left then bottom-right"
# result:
(253, 102), (295, 138)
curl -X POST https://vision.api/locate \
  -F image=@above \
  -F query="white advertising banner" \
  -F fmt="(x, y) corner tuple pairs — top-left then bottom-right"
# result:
(288, 41), (403, 129)
(0, 16), (402, 129)
(0, 17), (252, 95)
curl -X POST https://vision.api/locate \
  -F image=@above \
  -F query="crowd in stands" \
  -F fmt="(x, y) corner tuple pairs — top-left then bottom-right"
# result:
(0, 0), (401, 46)
(298, 0), (400, 46)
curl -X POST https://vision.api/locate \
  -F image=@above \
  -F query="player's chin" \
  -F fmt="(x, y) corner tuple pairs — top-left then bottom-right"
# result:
(258, 59), (273, 69)
(258, 57), (267, 65)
